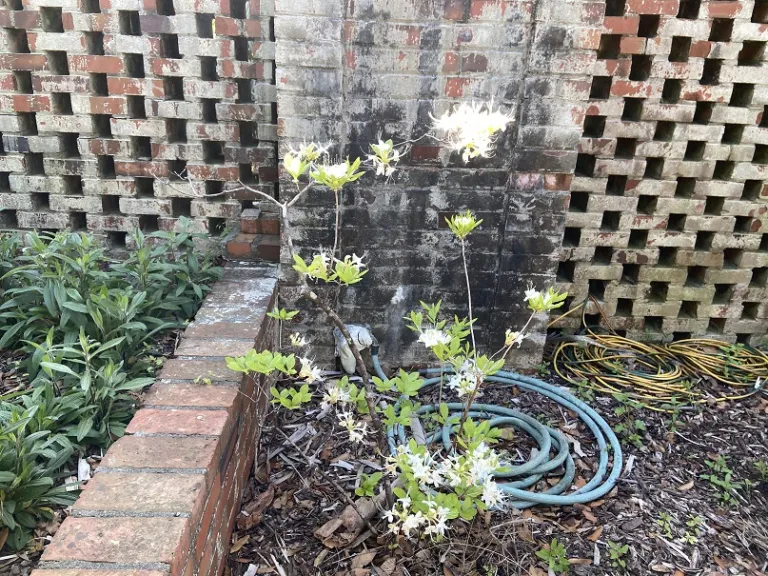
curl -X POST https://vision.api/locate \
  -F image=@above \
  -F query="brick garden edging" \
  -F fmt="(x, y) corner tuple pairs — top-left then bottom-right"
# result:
(31, 262), (277, 576)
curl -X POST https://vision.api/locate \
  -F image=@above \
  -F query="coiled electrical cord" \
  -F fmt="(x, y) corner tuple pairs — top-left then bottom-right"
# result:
(371, 350), (623, 509)
(550, 298), (767, 410)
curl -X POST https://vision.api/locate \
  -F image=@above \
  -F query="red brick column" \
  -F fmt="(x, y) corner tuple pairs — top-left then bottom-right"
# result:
(32, 263), (277, 576)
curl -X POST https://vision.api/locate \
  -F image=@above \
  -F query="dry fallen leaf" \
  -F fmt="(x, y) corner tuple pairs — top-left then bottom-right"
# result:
(0, 528), (8, 551)
(587, 526), (604, 542)
(677, 480), (694, 491)
(352, 551), (377, 569)
(582, 509), (597, 523)
(377, 557), (396, 575)
(230, 534), (250, 553)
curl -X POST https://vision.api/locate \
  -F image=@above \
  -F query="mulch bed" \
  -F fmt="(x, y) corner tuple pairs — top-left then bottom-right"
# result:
(227, 368), (768, 576)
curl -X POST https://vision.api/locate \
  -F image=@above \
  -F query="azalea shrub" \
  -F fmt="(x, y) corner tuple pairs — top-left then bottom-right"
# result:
(226, 101), (567, 540)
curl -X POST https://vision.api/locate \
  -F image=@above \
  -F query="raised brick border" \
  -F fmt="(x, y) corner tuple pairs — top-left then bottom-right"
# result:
(32, 262), (277, 576)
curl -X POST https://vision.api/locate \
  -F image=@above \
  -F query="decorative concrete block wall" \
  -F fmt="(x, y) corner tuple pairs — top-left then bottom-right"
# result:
(0, 0), (277, 248)
(554, 0), (768, 344)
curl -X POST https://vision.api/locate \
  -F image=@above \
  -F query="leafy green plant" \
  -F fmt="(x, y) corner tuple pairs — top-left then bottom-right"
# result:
(355, 472), (383, 497)
(683, 515), (704, 544)
(655, 512), (673, 538)
(607, 540), (629, 569)
(536, 538), (569, 573)
(754, 459), (768, 482)
(613, 393), (647, 449)
(701, 455), (744, 504)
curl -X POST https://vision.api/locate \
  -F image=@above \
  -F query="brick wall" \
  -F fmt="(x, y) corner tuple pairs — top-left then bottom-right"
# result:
(275, 0), (597, 368)
(0, 0), (277, 248)
(31, 263), (277, 576)
(554, 0), (768, 344)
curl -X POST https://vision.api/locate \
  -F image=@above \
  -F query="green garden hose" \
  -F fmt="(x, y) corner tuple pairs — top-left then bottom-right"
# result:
(371, 350), (623, 509)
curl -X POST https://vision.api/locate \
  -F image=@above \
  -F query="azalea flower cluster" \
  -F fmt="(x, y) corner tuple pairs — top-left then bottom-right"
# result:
(293, 251), (368, 286)
(432, 101), (514, 162)
(367, 139), (401, 177)
(384, 442), (506, 539)
(297, 356), (323, 383)
(447, 358), (483, 398)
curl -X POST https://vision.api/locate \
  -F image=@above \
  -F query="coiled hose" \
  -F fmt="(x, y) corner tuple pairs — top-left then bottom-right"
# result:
(371, 349), (623, 509)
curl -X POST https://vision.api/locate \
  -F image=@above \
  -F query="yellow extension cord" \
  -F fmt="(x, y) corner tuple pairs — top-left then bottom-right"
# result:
(548, 298), (768, 411)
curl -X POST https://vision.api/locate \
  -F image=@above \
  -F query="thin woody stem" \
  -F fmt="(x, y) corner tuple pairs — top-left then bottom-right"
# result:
(460, 239), (477, 359)
(332, 189), (341, 259)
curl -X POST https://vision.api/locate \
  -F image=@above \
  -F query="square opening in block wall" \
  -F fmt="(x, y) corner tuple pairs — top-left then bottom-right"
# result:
(629, 55), (652, 81)
(164, 77), (184, 100)
(563, 227), (581, 247)
(700, 59), (722, 85)
(622, 99), (644, 121)
(14, 71), (32, 94)
(127, 95), (146, 119)
(752, 267), (768, 287)
(743, 180), (764, 200)
(645, 316), (663, 332)
(569, 191), (589, 212)
(615, 138), (637, 158)
(588, 279), (607, 300)
(684, 140), (706, 161)
(667, 213), (686, 231)
(157, 0), (175, 15)
(557, 261), (575, 282)
(168, 159), (186, 179)
(582, 115), (606, 137)
(166, 119), (187, 143)
(202, 99), (218, 123)
(738, 42), (766, 66)
(594, 246), (613, 264)
(693, 101), (714, 124)
(575, 154), (595, 176)
(730, 83), (755, 107)
(644, 158), (664, 179)
(754, 0), (768, 23)
(90, 73), (108, 96)
(60, 133), (80, 158)
(0, 210), (18, 228)
(654, 121), (676, 141)
(25, 153), (44, 174)
(669, 36), (692, 62)
(713, 283), (733, 303)
(659, 247), (678, 266)
(32, 193), (49, 210)
(724, 248), (743, 268)
(8, 29), (30, 53)
(19, 114), (37, 136)
(132, 137), (152, 159)
(85, 31), (104, 55)
(71, 212), (87, 231)
(621, 263), (639, 283)
(203, 141), (225, 164)
(63, 175), (82, 195)
(753, 144), (768, 164)
(761, 234), (768, 252)
(589, 76), (612, 100)
(237, 78), (253, 103)
(239, 163), (255, 182)
(742, 302), (759, 319)
(172, 197), (192, 217)
(662, 79), (682, 103)
(135, 177), (154, 197)
(52, 93), (72, 115)
(605, 0), (625, 16)
(206, 181), (224, 198)
(695, 231), (714, 250)
(616, 298), (633, 316)
(638, 15), (660, 38)
(628, 229), (648, 248)
(161, 34), (181, 59)
(707, 318), (726, 334)
(713, 160), (734, 180)
(606, 175), (627, 196)
(601, 211), (621, 231)
(208, 218), (226, 235)
(41, 4), (63, 27)
(231, 0), (247, 18)
(673, 332), (692, 342)
(139, 215), (159, 232)
(98, 155), (115, 179)
(677, 0), (700, 19)
(47, 51), (69, 74)
(735, 216), (754, 234)
(200, 57), (218, 80)
(679, 301), (698, 318)
(239, 122), (256, 147)
(196, 13), (214, 38)
(761, 106), (768, 128)
(598, 35), (622, 59)
(107, 232), (127, 248)
(234, 38), (249, 62)
(709, 18), (734, 42)
(704, 196), (723, 215)
(92, 114), (112, 138)
(637, 195), (657, 214)
(102, 195), (120, 214)
(124, 53), (145, 78)
(119, 11), (141, 35)
(722, 124), (744, 144)
(687, 266), (706, 286)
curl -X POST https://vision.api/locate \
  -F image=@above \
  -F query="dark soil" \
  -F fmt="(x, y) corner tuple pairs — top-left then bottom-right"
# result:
(227, 368), (768, 576)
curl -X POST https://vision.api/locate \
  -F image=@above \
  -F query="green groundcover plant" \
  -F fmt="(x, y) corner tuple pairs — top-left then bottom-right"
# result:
(0, 220), (220, 550)
(225, 102), (567, 540)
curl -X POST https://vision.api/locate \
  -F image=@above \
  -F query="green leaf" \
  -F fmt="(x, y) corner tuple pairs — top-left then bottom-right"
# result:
(40, 362), (79, 378)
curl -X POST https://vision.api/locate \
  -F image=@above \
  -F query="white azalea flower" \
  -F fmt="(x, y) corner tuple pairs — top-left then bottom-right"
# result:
(418, 328), (451, 348)
(524, 286), (540, 302)
(298, 357), (322, 383)
(481, 478), (504, 508)
(504, 329), (527, 348)
(289, 332), (307, 347)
